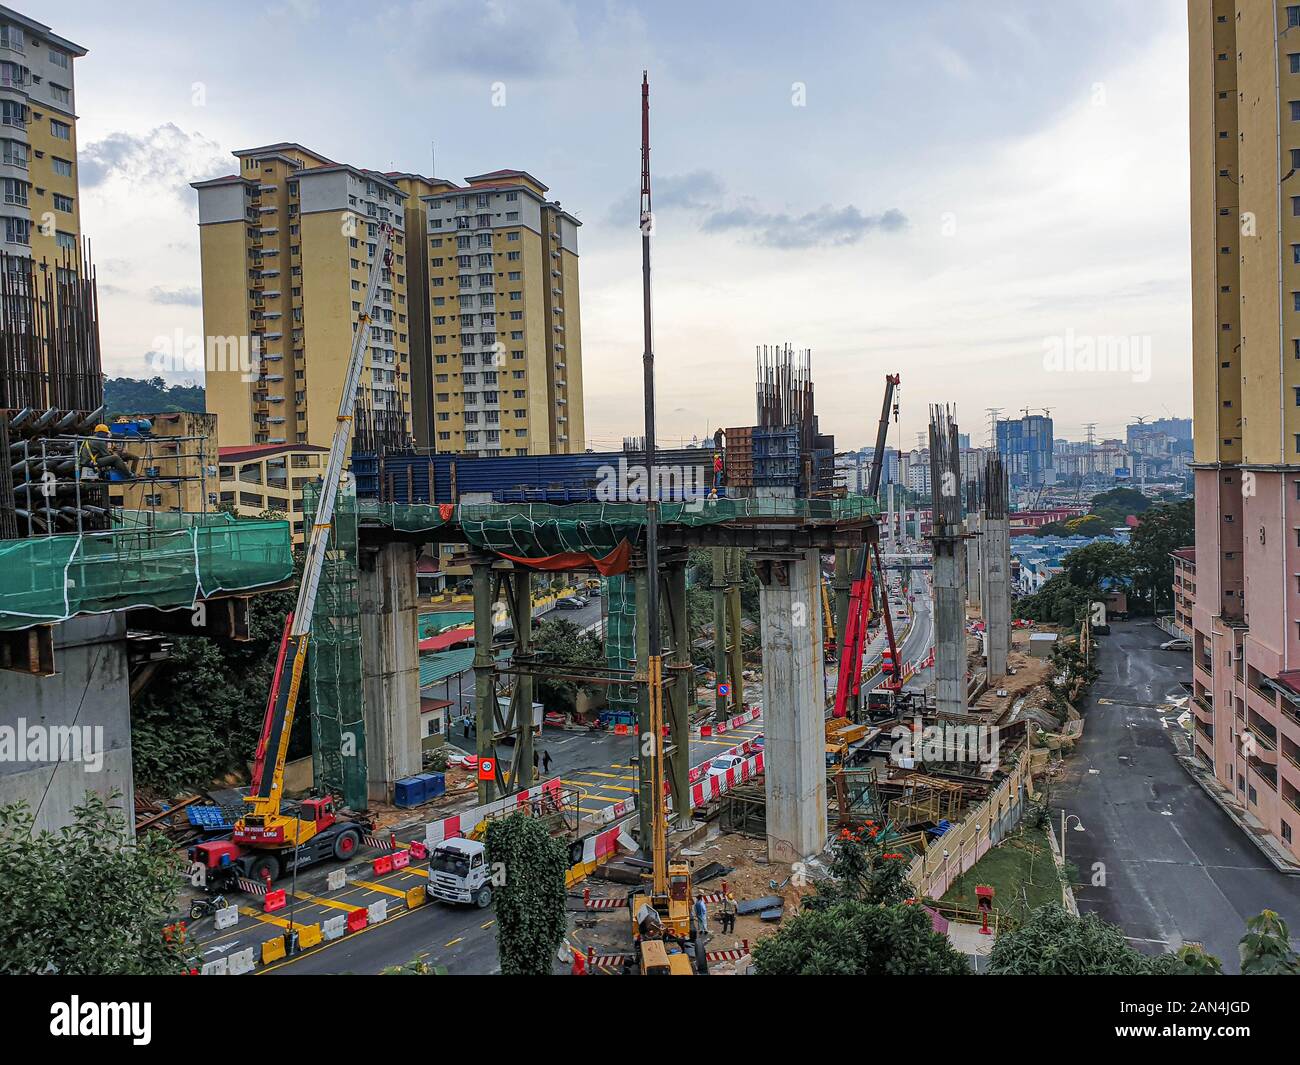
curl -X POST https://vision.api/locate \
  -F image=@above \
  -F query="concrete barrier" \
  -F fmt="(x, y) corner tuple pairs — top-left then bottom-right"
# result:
(322, 914), (347, 941)
(326, 868), (347, 891)
(214, 904), (238, 930)
(229, 947), (256, 975)
(200, 957), (229, 976)
(367, 899), (389, 924)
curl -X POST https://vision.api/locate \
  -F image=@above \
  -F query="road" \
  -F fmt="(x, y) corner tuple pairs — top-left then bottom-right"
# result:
(199, 574), (931, 975)
(1054, 618), (1300, 971)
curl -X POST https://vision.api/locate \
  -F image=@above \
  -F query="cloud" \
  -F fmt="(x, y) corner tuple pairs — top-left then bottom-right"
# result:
(79, 124), (229, 198)
(701, 203), (908, 248)
(147, 286), (202, 306)
(607, 169), (906, 248)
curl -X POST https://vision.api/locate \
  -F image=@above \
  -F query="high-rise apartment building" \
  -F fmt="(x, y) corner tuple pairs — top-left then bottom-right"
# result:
(416, 170), (585, 456)
(194, 144), (413, 452)
(996, 413), (1054, 489)
(0, 5), (84, 266)
(1189, 1), (1300, 859)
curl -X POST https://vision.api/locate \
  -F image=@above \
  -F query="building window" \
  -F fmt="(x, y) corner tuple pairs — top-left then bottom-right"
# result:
(52, 156), (72, 176)
(50, 118), (70, 140)
(1291, 6), (1300, 29)
(52, 192), (72, 212)
(4, 216), (29, 245)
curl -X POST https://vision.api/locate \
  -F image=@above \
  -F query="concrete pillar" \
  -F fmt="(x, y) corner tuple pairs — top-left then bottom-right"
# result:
(966, 511), (982, 608)
(755, 549), (827, 863)
(984, 517), (1011, 678)
(472, 560), (497, 803)
(0, 615), (134, 836)
(725, 548), (744, 711)
(932, 534), (967, 715)
(711, 547), (728, 721)
(510, 568), (534, 791)
(359, 541), (422, 804)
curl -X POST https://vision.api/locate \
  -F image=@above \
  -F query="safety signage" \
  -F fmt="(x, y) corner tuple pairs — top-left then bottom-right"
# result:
(717, 683), (731, 697)
(478, 757), (495, 780)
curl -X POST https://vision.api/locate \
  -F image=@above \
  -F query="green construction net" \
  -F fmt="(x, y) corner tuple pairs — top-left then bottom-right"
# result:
(604, 574), (637, 717)
(358, 494), (879, 559)
(0, 512), (294, 631)
(304, 485), (368, 811)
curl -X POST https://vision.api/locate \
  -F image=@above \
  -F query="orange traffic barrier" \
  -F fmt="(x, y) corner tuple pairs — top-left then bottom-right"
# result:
(263, 889), (287, 913)
(373, 854), (393, 875)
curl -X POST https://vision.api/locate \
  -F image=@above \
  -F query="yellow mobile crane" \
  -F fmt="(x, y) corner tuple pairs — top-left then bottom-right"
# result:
(623, 72), (703, 976)
(190, 224), (394, 888)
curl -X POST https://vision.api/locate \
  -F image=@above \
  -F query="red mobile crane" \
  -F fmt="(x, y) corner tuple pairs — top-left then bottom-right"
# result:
(832, 374), (902, 718)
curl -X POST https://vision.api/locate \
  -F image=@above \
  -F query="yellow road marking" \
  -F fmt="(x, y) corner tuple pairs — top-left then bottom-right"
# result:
(481, 919), (494, 929)
(238, 906), (296, 929)
(445, 937), (463, 947)
(290, 891), (355, 912)
(351, 880), (410, 899)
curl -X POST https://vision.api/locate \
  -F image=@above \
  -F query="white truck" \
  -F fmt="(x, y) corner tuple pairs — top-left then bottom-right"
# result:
(426, 837), (495, 907)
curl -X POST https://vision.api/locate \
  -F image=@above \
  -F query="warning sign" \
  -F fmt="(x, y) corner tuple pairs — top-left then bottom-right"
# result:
(717, 682), (731, 697)
(478, 757), (495, 780)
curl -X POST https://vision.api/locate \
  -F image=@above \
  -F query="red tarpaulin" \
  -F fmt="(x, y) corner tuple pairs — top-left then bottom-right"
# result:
(495, 539), (632, 576)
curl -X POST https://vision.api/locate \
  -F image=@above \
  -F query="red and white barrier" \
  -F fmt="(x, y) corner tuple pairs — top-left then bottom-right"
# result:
(696, 705), (761, 738)
(425, 778), (564, 847)
(688, 750), (764, 808)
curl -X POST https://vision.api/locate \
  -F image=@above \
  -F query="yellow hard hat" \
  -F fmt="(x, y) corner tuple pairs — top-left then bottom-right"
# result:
(93, 423), (110, 433)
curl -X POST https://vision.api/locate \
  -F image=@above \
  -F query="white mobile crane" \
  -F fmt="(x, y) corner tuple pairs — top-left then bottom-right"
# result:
(189, 223), (394, 888)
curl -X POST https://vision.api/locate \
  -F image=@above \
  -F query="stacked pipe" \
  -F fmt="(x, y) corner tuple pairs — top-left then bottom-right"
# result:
(5, 408), (111, 536)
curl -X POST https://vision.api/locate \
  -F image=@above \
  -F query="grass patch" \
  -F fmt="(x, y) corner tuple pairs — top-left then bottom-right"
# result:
(940, 826), (1062, 919)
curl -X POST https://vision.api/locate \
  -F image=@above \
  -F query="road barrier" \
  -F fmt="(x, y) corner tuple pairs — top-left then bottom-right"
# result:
(367, 900), (389, 924)
(346, 907), (368, 934)
(229, 947), (255, 975)
(424, 777), (564, 846)
(263, 889), (287, 913)
(372, 854), (394, 875)
(214, 904), (238, 930)
(201, 957), (229, 976)
(326, 868), (347, 891)
(322, 914), (347, 941)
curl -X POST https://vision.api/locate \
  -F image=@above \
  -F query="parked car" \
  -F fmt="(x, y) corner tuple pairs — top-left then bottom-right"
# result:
(554, 596), (587, 610)
(1160, 638), (1191, 651)
(707, 754), (745, 778)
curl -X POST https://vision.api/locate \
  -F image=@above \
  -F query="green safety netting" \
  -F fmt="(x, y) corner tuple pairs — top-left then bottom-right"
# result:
(359, 495), (879, 560)
(604, 573), (637, 715)
(0, 512), (294, 632)
(304, 486), (367, 811)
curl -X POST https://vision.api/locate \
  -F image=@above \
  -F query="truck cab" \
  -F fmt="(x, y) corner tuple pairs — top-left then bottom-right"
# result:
(426, 837), (494, 907)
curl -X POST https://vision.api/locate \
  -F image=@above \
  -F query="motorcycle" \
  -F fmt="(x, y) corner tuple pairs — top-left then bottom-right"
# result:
(189, 893), (230, 922)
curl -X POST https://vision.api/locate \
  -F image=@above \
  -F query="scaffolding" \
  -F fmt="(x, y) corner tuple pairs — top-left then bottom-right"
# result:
(303, 483), (366, 811)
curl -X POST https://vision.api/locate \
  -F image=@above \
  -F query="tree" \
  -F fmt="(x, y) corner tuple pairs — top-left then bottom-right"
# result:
(529, 618), (606, 713)
(0, 793), (191, 974)
(1062, 540), (1133, 591)
(104, 376), (205, 417)
(1238, 910), (1300, 974)
(987, 905), (1160, 974)
(753, 899), (970, 975)
(803, 827), (914, 909)
(1064, 514), (1108, 537)
(1015, 573), (1094, 627)
(485, 812), (569, 975)
(1128, 500), (1194, 614)
(1090, 487), (1151, 515)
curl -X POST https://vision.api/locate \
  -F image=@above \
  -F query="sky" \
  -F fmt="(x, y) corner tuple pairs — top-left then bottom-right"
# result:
(57, 0), (1192, 451)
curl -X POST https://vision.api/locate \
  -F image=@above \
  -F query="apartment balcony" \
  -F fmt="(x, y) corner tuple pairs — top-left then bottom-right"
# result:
(1192, 692), (1214, 719)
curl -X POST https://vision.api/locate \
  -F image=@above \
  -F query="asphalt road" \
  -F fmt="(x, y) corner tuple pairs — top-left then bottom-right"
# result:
(1054, 618), (1300, 971)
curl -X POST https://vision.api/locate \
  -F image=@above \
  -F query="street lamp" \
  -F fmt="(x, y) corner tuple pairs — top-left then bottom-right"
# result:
(1060, 812), (1085, 865)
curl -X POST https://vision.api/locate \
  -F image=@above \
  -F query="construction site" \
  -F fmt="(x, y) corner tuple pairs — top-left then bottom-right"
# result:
(0, 54), (1093, 979)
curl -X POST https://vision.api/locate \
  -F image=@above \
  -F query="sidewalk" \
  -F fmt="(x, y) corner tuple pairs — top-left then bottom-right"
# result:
(1171, 729), (1300, 875)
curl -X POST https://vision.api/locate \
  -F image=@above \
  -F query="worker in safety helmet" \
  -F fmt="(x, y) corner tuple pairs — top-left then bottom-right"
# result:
(80, 423), (138, 480)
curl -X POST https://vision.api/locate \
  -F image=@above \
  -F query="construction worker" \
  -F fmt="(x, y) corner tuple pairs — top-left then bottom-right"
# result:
(542, 750), (552, 774)
(719, 893), (736, 934)
(80, 424), (137, 480)
(693, 894), (709, 937)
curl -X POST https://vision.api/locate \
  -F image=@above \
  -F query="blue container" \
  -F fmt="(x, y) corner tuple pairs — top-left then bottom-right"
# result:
(393, 775), (427, 808)
(419, 772), (446, 800)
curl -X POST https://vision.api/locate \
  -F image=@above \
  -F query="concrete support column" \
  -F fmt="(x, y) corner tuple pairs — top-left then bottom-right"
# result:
(984, 517), (1011, 678)
(0, 615), (134, 836)
(711, 547), (728, 721)
(966, 512), (982, 609)
(755, 549), (827, 863)
(510, 568), (534, 791)
(932, 534), (967, 715)
(725, 548), (744, 711)
(359, 541), (422, 804)
(664, 561), (690, 824)
(472, 560), (497, 803)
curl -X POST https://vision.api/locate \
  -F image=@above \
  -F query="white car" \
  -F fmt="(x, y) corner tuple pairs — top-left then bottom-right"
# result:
(1160, 638), (1191, 651)
(707, 754), (745, 778)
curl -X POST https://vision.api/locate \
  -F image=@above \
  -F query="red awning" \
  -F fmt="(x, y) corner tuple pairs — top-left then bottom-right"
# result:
(418, 626), (473, 653)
